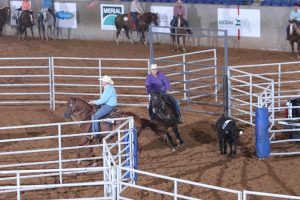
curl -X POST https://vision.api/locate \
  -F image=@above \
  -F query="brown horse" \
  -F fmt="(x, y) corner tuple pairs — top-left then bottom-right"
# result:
(288, 19), (300, 58)
(115, 12), (159, 45)
(0, 6), (9, 36)
(63, 97), (181, 155)
(170, 15), (188, 52)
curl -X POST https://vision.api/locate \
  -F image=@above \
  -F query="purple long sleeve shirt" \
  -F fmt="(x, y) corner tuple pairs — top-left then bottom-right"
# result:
(145, 72), (170, 94)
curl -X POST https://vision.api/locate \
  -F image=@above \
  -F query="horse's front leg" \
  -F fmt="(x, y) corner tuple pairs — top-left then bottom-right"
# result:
(176, 36), (180, 52)
(172, 125), (184, 146)
(182, 36), (186, 52)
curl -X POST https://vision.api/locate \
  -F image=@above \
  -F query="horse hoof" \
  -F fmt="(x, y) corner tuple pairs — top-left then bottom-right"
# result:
(92, 162), (97, 167)
(77, 160), (81, 165)
(172, 148), (176, 152)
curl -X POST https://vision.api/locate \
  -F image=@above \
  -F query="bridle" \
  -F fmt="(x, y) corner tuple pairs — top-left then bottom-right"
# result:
(67, 100), (93, 121)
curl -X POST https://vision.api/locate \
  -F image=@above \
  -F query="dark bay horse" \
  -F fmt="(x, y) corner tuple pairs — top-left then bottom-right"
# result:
(115, 12), (159, 45)
(170, 15), (187, 52)
(38, 8), (56, 41)
(150, 93), (184, 151)
(0, 6), (10, 36)
(288, 19), (300, 58)
(16, 10), (34, 40)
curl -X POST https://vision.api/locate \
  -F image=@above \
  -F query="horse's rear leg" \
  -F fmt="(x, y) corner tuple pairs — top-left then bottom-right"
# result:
(172, 125), (184, 146)
(116, 29), (121, 45)
(124, 27), (133, 44)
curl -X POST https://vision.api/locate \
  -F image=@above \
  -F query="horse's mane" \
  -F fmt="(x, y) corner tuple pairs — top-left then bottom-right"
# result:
(73, 97), (94, 110)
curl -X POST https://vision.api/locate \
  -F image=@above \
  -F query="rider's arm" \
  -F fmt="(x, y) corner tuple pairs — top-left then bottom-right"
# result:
(145, 75), (153, 94)
(290, 10), (296, 20)
(94, 85), (113, 105)
(136, 1), (143, 14)
(160, 73), (171, 93)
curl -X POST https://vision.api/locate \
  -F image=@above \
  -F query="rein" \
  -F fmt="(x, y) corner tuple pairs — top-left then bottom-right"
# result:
(70, 108), (93, 122)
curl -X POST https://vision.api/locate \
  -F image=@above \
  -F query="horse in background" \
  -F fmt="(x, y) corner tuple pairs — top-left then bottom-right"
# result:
(38, 8), (56, 41)
(115, 12), (159, 45)
(16, 10), (34, 40)
(150, 93), (184, 151)
(0, 6), (10, 36)
(287, 19), (300, 58)
(170, 15), (188, 52)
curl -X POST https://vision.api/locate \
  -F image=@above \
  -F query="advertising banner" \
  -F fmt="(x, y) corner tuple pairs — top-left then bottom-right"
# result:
(101, 4), (124, 30)
(10, 0), (31, 26)
(218, 8), (260, 37)
(54, 2), (77, 29)
(150, 6), (173, 33)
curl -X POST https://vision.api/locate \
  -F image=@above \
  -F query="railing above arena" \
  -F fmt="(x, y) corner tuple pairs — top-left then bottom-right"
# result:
(229, 61), (300, 156)
(0, 53), (221, 113)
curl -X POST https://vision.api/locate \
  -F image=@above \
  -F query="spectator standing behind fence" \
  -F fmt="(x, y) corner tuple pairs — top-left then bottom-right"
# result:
(287, 3), (300, 40)
(89, 75), (118, 138)
(130, 0), (143, 31)
(145, 64), (182, 123)
(170, 0), (192, 34)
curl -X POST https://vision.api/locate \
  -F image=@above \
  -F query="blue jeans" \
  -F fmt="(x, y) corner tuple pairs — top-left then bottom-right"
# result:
(92, 104), (114, 137)
(130, 12), (139, 30)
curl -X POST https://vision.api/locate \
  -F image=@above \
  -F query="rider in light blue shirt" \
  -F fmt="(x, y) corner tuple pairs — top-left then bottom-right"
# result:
(287, 3), (300, 40)
(89, 75), (118, 138)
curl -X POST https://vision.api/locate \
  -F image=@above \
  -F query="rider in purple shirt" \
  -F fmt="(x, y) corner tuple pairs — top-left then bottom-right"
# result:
(145, 63), (182, 123)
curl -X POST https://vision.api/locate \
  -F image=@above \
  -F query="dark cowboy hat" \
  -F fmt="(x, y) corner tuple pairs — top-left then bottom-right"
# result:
(294, 2), (299, 6)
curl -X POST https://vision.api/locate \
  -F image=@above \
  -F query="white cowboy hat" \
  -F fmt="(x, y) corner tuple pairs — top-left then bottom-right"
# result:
(99, 75), (114, 85)
(150, 64), (158, 70)
(177, 0), (182, 3)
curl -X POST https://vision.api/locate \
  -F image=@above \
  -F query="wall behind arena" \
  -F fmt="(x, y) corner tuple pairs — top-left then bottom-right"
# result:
(3, 0), (290, 52)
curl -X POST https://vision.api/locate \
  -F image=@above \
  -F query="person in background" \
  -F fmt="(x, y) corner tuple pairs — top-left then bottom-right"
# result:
(130, 0), (143, 31)
(170, 0), (192, 35)
(287, 3), (300, 40)
(19, 0), (34, 25)
(145, 64), (182, 124)
(89, 75), (118, 138)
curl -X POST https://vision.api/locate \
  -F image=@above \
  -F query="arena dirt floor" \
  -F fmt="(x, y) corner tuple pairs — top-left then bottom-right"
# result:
(0, 36), (300, 199)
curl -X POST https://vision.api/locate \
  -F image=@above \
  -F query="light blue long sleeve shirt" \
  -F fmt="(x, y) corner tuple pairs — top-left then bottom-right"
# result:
(95, 85), (117, 107)
(290, 9), (300, 21)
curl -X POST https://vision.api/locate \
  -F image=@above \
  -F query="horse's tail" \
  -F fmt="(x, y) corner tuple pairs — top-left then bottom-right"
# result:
(142, 119), (166, 136)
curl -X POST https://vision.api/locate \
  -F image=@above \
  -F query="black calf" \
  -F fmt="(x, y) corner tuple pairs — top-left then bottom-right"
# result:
(216, 115), (242, 156)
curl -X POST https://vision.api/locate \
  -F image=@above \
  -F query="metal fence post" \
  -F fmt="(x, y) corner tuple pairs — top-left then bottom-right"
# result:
(17, 172), (20, 200)
(149, 25), (154, 65)
(58, 124), (63, 184)
(183, 55), (187, 100)
(50, 57), (56, 111)
(223, 30), (229, 117)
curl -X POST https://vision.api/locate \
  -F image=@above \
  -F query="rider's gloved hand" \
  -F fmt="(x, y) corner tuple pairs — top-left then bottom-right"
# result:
(89, 100), (96, 104)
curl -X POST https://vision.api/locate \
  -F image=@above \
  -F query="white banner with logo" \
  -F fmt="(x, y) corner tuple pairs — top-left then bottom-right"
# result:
(101, 4), (124, 30)
(150, 6), (173, 33)
(10, 0), (31, 26)
(218, 8), (260, 37)
(54, 2), (77, 28)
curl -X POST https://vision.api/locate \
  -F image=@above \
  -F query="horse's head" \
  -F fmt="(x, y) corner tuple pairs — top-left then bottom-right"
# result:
(64, 97), (77, 119)
(152, 13), (159, 26)
(64, 97), (93, 119)
(151, 93), (166, 113)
